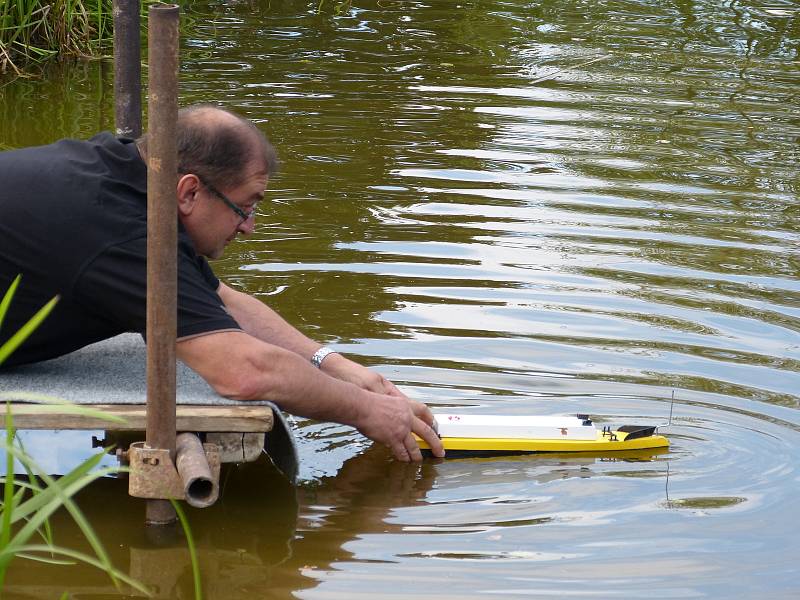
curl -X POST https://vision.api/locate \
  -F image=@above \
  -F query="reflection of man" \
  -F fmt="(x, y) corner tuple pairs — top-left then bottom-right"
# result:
(1, 445), (436, 597)
(0, 104), (444, 461)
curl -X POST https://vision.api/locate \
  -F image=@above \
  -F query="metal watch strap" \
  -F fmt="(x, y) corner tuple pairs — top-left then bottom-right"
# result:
(311, 346), (337, 368)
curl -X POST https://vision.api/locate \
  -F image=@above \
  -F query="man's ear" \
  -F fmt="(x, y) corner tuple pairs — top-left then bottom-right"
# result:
(176, 173), (202, 216)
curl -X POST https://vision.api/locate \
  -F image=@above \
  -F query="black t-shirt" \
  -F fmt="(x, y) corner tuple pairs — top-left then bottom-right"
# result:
(0, 132), (241, 366)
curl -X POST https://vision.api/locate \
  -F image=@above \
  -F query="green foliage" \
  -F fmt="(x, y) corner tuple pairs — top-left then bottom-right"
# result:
(317, 0), (352, 16)
(0, 0), (114, 75)
(0, 0), (171, 76)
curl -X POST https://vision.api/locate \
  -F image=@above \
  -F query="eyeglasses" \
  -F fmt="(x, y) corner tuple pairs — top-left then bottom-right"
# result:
(198, 176), (257, 225)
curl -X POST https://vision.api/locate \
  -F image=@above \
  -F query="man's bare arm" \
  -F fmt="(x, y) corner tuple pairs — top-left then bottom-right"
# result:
(216, 282), (441, 434)
(177, 330), (445, 461)
(217, 282), (319, 358)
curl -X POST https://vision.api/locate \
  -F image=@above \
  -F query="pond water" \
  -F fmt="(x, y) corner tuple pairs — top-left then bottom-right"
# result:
(1, 0), (799, 597)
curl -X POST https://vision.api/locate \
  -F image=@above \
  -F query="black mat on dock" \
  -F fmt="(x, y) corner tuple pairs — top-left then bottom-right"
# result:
(0, 333), (261, 406)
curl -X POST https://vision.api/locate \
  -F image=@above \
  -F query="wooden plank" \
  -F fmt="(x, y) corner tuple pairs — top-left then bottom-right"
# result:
(0, 404), (274, 432)
(206, 432), (266, 463)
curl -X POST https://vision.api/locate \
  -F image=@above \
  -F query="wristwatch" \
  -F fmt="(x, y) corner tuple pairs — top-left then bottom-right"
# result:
(311, 346), (337, 368)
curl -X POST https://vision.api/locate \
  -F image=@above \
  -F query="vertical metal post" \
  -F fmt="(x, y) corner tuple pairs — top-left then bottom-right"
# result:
(113, 0), (142, 138)
(145, 3), (180, 526)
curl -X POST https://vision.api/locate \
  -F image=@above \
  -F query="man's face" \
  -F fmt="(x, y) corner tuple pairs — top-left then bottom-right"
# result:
(185, 163), (269, 259)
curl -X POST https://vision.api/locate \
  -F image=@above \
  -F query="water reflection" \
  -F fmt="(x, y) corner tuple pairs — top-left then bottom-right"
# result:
(2, 430), (671, 597)
(0, 61), (114, 149)
(4, 456), (297, 598)
(3, 395), (799, 598)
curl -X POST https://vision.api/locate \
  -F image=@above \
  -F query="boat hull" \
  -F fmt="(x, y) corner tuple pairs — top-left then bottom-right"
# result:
(416, 429), (669, 453)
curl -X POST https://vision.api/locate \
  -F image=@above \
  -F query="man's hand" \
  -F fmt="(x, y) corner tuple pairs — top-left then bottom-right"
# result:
(355, 391), (445, 462)
(321, 353), (444, 460)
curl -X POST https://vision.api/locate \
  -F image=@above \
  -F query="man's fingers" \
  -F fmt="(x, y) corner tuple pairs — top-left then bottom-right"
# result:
(383, 379), (410, 401)
(357, 390), (442, 461)
(413, 417), (445, 458)
(404, 433), (423, 462)
(409, 400), (436, 429)
(392, 442), (411, 462)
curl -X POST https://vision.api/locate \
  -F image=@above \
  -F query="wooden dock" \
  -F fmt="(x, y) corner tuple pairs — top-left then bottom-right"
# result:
(0, 403), (273, 432)
(0, 333), (297, 481)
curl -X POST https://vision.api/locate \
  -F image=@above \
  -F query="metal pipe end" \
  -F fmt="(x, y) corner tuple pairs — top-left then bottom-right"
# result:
(175, 432), (219, 508)
(183, 475), (217, 508)
(149, 3), (180, 12)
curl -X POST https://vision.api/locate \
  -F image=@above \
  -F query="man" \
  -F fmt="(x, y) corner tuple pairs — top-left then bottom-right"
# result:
(0, 104), (444, 462)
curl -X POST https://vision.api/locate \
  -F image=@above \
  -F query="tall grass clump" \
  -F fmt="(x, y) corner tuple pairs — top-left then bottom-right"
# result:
(0, 0), (114, 75)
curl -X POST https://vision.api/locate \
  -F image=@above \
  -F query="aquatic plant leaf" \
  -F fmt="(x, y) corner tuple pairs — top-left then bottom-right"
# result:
(0, 441), (123, 588)
(0, 295), (58, 366)
(171, 499), (203, 600)
(12, 430), (56, 547)
(14, 552), (75, 566)
(2, 544), (152, 596)
(0, 275), (22, 332)
(0, 405), (16, 575)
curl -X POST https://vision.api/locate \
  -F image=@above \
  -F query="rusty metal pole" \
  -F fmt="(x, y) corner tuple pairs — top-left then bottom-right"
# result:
(145, 3), (180, 526)
(113, 0), (142, 138)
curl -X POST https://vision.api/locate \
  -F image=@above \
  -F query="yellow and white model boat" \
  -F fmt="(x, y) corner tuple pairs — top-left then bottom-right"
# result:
(416, 414), (669, 454)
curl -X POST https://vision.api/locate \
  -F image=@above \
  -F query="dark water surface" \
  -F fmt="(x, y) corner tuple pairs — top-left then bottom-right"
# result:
(2, 0), (799, 597)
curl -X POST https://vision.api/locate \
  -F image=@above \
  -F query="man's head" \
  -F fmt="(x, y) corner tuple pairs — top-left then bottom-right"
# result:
(137, 104), (279, 259)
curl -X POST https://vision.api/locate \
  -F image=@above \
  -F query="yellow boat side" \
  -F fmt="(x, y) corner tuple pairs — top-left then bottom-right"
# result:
(416, 429), (669, 453)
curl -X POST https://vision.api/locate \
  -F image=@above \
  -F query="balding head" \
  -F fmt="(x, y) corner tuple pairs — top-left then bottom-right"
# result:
(138, 104), (278, 188)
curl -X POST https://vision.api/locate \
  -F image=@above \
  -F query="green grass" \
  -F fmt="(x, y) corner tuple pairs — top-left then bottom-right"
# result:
(0, 0), (115, 75)
(0, 0), (176, 76)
